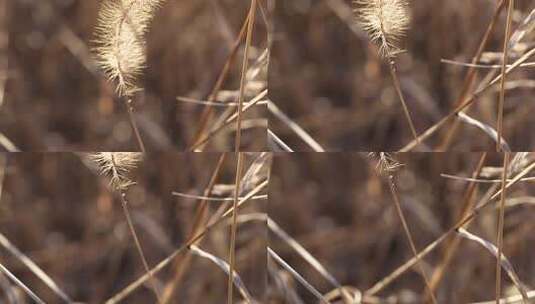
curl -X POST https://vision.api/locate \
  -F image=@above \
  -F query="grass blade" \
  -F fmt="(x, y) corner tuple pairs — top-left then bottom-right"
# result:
(0, 233), (72, 302)
(0, 263), (45, 304)
(190, 245), (253, 303)
(268, 247), (330, 304)
(456, 228), (528, 303)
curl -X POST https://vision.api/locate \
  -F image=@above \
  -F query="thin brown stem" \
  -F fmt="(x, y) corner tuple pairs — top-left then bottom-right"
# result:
(426, 153), (487, 300)
(366, 161), (535, 296)
(120, 192), (161, 303)
(389, 61), (419, 144)
(454, 0), (506, 109)
(234, 0), (257, 152)
(0, 0), (7, 109)
(228, 153), (245, 304)
(0, 263), (45, 304)
(437, 0), (505, 151)
(160, 155), (227, 303)
(189, 90), (267, 151)
(399, 47), (535, 152)
(437, 0), (505, 150)
(126, 99), (146, 153)
(495, 153), (510, 303)
(387, 175), (436, 304)
(105, 180), (268, 304)
(497, 0), (514, 151)
(190, 14), (250, 148)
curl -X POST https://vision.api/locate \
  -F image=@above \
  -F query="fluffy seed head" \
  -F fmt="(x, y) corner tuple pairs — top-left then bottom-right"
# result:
(368, 152), (403, 174)
(355, 0), (410, 58)
(89, 152), (143, 191)
(93, 0), (163, 97)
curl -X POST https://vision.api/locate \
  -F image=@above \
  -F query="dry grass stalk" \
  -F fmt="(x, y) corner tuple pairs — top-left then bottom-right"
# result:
(118, 191), (163, 304)
(190, 245), (253, 303)
(355, 0), (419, 143)
(457, 112), (511, 151)
(366, 160), (535, 297)
(105, 179), (268, 303)
(0, 0), (7, 110)
(497, 0), (515, 151)
(267, 260), (305, 304)
(268, 129), (294, 152)
(89, 152), (162, 303)
(455, 228), (528, 303)
(268, 247), (330, 304)
(269, 217), (354, 303)
(0, 3), (13, 150)
(190, 89), (267, 151)
(0, 233), (73, 302)
(437, 0), (506, 150)
(234, 0), (258, 152)
(190, 14), (251, 148)
(0, 133), (18, 152)
(93, 0), (163, 151)
(228, 152), (245, 304)
(440, 59), (535, 69)
(171, 191), (267, 202)
(0, 263), (45, 304)
(268, 101), (325, 152)
(425, 153), (488, 301)
(509, 8), (535, 48)
(387, 176), (438, 303)
(371, 153), (437, 303)
(161, 155), (227, 303)
(0, 272), (18, 303)
(400, 47), (535, 151)
(177, 96), (268, 107)
(496, 153), (510, 303)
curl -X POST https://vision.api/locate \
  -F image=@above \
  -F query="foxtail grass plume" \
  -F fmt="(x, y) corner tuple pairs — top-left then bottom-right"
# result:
(93, 0), (163, 96)
(355, 0), (410, 58)
(90, 152), (143, 191)
(368, 152), (403, 174)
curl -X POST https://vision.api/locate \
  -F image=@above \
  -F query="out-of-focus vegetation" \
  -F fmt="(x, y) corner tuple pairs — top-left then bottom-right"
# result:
(269, 0), (535, 151)
(268, 152), (535, 303)
(0, 1), (268, 151)
(0, 153), (268, 303)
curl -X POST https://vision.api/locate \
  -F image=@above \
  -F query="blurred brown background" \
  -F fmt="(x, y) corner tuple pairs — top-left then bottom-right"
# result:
(0, 153), (267, 303)
(268, 153), (535, 303)
(1, 0), (268, 151)
(269, 0), (535, 151)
